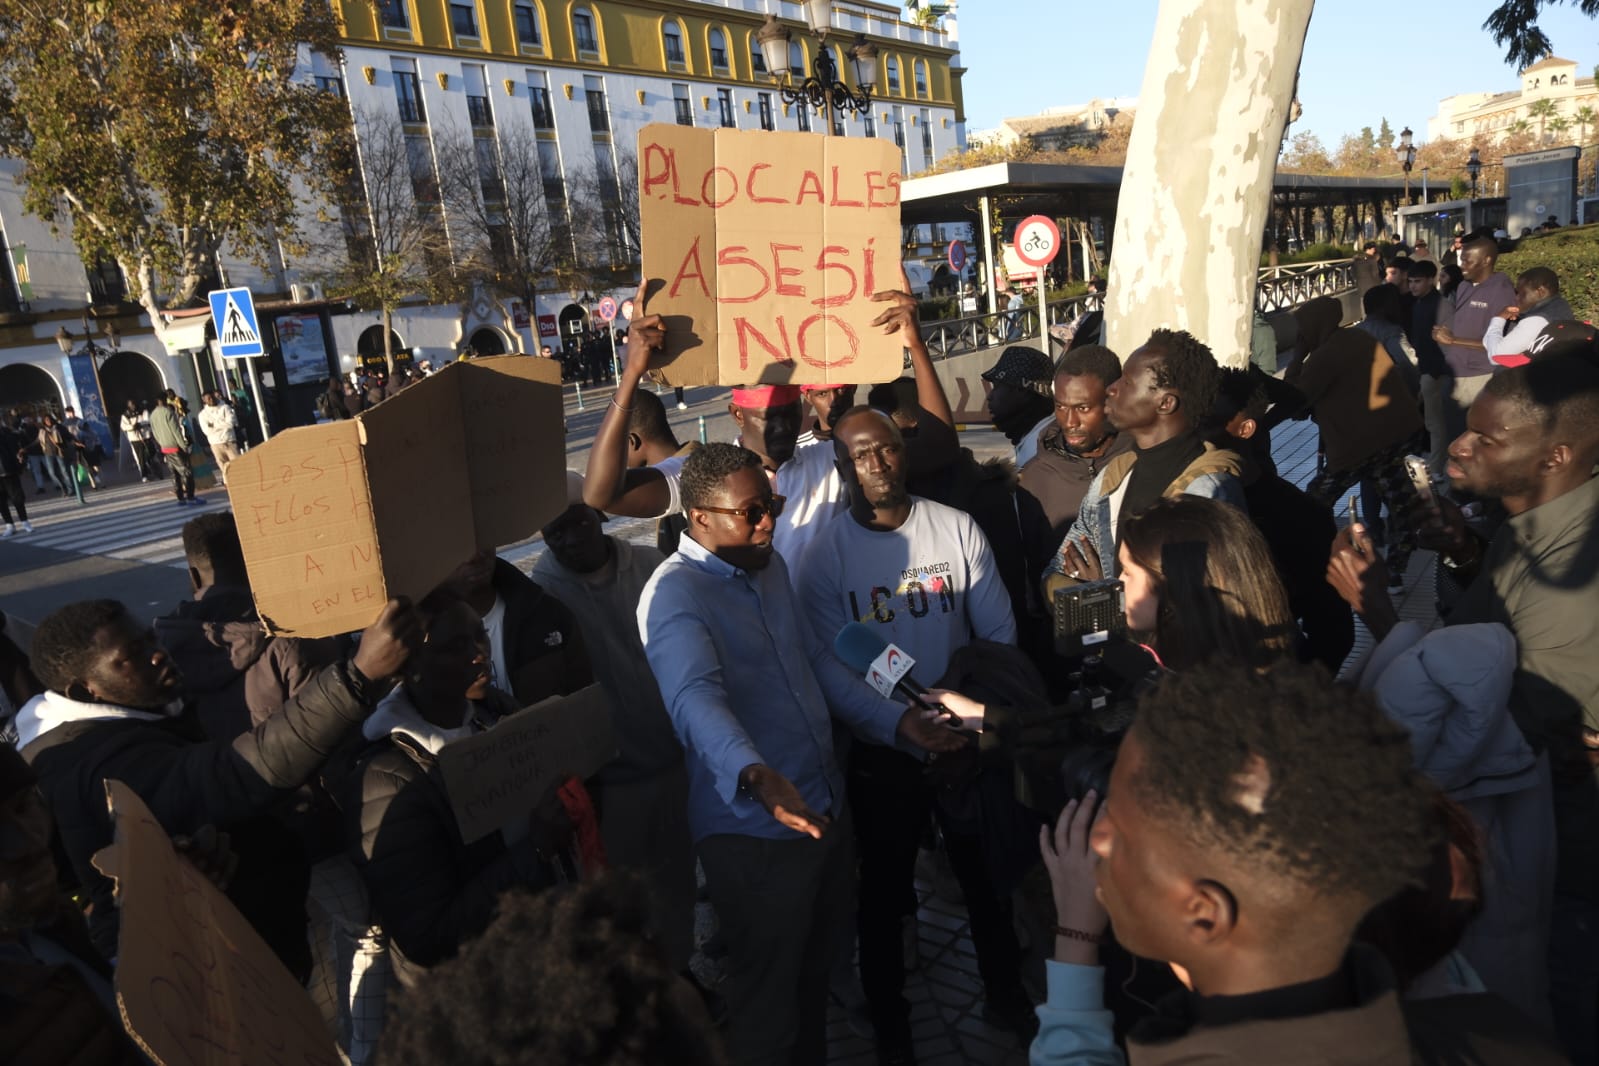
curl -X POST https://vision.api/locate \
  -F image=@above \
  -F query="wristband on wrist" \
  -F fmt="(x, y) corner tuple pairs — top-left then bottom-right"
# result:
(609, 396), (633, 414)
(1054, 924), (1107, 945)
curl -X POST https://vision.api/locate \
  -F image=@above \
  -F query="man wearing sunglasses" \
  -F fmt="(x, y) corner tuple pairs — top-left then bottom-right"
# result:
(585, 285), (958, 578)
(637, 442), (970, 1066)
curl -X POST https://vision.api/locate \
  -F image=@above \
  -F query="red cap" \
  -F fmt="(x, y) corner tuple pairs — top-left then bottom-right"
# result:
(1491, 352), (1531, 368)
(731, 385), (802, 408)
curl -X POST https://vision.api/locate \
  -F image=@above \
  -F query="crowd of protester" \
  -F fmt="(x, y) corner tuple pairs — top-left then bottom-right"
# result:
(1, 232), (1596, 1066)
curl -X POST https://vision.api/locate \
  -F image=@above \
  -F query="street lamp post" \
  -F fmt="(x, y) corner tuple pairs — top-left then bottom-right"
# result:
(1467, 147), (1482, 200)
(52, 308), (120, 446)
(756, 5), (877, 137)
(1397, 126), (1416, 204)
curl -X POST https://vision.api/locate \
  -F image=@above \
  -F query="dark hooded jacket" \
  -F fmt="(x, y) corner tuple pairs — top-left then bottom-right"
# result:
(17, 661), (377, 960)
(154, 585), (346, 740)
(489, 559), (593, 707)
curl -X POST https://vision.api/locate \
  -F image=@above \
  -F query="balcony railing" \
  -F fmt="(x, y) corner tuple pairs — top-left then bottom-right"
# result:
(467, 95), (493, 128)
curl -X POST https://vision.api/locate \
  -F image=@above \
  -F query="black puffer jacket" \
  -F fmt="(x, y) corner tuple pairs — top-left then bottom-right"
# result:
(20, 661), (375, 958)
(344, 700), (555, 984)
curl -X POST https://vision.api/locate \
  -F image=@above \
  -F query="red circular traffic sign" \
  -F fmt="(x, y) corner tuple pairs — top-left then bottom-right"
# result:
(1013, 215), (1062, 268)
(947, 240), (967, 273)
(597, 296), (618, 322)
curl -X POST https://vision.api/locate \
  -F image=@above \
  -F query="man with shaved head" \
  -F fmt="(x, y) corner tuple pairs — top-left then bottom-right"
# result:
(797, 404), (1021, 1062)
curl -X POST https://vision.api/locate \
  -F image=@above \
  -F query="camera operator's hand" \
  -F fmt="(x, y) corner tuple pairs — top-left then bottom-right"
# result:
(1061, 537), (1102, 583)
(1040, 791), (1108, 965)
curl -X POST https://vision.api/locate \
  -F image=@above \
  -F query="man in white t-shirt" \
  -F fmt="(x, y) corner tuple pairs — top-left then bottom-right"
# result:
(197, 392), (240, 485)
(795, 406), (1024, 1059)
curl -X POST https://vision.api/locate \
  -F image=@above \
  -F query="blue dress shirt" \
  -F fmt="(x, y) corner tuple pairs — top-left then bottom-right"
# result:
(637, 534), (905, 842)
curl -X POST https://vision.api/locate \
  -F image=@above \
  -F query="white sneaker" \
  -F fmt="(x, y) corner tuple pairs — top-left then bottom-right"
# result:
(20, 521), (32, 533)
(1, 524), (11, 538)
(677, 402), (688, 411)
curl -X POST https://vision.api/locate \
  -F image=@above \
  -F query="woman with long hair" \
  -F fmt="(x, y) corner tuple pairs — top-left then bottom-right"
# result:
(1116, 495), (1299, 671)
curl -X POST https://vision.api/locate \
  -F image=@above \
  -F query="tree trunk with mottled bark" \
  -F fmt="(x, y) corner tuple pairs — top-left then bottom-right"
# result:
(1106, 0), (1315, 369)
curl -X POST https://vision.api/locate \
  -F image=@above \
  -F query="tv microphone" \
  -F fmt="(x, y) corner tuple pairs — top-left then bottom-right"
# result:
(832, 622), (934, 708)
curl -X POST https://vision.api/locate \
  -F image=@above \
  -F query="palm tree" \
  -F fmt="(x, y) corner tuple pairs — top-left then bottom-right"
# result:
(1575, 105), (1595, 146)
(1549, 115), (1572, 143)
(1527, 97), (1558, 142)
(1509, 118), (1533, 136)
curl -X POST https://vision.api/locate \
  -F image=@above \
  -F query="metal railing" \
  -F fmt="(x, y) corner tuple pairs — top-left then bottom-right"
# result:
(922, 259), (1354, 361)
(1254, 259), (1355, 313)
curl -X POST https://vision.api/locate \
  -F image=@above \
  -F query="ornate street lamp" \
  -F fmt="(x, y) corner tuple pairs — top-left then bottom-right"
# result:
(756, 6), (877, 135)
(1397, 126), (1416, 204)
(1467, 147), (1482, 200)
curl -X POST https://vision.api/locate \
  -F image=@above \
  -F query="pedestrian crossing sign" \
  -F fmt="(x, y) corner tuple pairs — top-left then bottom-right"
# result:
(209, 287), (265, 359)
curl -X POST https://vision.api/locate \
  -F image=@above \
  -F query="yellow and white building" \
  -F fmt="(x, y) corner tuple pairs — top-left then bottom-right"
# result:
(0, 0), (965, 421)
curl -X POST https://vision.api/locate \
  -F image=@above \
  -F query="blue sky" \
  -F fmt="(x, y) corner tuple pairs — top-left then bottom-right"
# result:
(956, 1), (1599, 146)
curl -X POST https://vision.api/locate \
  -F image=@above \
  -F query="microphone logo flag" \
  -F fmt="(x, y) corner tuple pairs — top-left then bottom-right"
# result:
(865, 644), (915, 699)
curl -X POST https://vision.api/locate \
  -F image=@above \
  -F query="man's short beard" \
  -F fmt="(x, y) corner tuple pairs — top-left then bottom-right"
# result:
(870, 486), (910, 509)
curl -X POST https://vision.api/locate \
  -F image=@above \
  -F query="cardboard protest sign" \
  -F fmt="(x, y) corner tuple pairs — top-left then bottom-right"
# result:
(638, 124), (905, 386)
(226, 356), (565, 638)
(437, 684), (615, 844)
(93, 781), (340, 1066)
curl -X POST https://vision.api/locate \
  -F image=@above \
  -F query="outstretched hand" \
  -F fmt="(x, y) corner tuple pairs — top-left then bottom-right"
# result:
(742, 764), (831, 840)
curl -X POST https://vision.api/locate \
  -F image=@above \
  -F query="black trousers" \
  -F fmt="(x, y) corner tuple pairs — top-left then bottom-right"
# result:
(0, 474), (26, 524)
(698, 810), (855, 1066)
(848, 742), (1022, 1044)
(165, 450), (195, 501)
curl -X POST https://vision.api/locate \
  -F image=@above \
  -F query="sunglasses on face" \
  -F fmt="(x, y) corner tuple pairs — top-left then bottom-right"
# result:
(698, 494), (787, 527)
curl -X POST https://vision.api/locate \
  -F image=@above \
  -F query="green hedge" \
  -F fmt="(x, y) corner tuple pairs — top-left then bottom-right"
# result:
(1497, 224), (1599, 322)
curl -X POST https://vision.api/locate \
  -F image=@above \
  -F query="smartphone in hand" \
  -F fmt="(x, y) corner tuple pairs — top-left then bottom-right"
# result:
(1403, 455), (1435, 506)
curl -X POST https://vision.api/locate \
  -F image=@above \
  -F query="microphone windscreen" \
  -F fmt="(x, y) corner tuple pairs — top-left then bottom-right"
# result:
(832, 621), (889, 674)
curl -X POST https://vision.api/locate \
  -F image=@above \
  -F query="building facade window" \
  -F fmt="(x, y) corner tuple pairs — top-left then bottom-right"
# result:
(476, 137), (504, 201)
(572, 8), (598, 54)
(514, 3), (541, 48)
(379, 0), (409, 30)
(886, 57), (900, 94)
(465, 64), (493, 127)
(862, 110), (875, 137)
(758, 93), (773, 130)
(718, 88), (735, 128)
(450, 2), (478, 37)
(832, 110), (845, 137)
(537, 139), (565, 202)
(796, 101), (811, 132)
(788, 40), (804, 77)
(584, 75), (609, 133)
(920, 107), (933, 164)
(406, 133), (439, 202)
(710, 28), (729, 73)
(663, 20), (685, 65)
(314, 75), (344, 97)
(750, 34), (766, 75)
(914, 59), (928, 97)
(393, 59), (425, 123)
(530, 89), (554, 128)
(673, 83), (693, 126)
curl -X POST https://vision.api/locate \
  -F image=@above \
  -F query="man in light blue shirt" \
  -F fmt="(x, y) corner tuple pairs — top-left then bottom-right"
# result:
(638, 442), (965, 1066)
